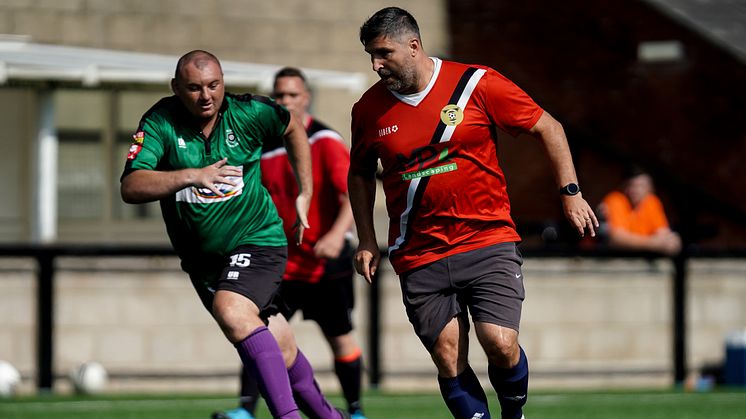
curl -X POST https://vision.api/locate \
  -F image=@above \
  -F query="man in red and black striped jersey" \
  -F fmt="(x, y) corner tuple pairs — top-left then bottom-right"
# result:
(349, 7), (598, 419)
(215, 68), (366, 419)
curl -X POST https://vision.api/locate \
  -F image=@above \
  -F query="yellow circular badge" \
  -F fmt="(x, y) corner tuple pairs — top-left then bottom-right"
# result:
(440, 104), (464, 126)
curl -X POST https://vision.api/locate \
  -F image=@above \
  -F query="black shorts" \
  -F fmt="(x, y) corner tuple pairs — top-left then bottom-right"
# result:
(278, 243), (355, 337)
(188, 245), (288, 322)
(399, 242), (525, 352)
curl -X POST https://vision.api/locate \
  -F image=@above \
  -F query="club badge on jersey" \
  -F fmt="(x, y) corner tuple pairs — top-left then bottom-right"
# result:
(225, 129), (240, 148)
(440, 104), (464, 126)
(126, 131), (145, 160)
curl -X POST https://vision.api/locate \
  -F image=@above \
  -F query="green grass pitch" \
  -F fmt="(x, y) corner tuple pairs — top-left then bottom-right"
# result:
(1, 389), (745, 418)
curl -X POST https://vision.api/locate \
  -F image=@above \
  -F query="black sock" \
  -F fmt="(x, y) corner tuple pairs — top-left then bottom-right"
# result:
(334, 352), (363, 413)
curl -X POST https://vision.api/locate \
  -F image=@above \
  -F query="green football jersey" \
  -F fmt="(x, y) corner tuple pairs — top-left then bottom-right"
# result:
(123, 93), (289, 263)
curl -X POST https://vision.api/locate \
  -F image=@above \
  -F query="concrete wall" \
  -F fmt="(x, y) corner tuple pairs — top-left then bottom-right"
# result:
(1, 256), (744, 394)
(0, 0), (449, 143)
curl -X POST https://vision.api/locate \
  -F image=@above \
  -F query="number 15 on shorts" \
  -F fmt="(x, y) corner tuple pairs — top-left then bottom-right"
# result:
(229, 253), (251, 267)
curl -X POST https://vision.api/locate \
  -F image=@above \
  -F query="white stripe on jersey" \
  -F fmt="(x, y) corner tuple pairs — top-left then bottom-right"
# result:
(260, 129), (345, 160)
(309, 129), (345, 144)
(390, 177), (421, 252)
(442, 69), (486, 142)
(389, 68), (487, 254)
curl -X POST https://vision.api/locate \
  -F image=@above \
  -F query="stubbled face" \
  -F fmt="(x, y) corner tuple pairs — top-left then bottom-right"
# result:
(625, 174), (654, 206)
(172, 59), (224, 121)
(365, 35), (419, 94)
(273, 76), (310, 119)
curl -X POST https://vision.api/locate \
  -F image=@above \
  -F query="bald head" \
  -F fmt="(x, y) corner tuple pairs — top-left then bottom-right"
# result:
(171, 50), (225, 124)
(174, 50), (222, 81)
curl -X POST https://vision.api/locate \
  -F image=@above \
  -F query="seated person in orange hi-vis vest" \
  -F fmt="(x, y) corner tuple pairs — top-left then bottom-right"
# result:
(599, 166), (681, 256)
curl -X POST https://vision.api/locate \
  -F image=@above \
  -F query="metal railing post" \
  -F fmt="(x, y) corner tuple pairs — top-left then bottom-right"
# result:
(36, 251), (55, 392)
(672, 251), (688, 384)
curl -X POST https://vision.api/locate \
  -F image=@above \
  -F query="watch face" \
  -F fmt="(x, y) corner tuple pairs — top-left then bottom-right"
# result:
(561, 183), (580, 195)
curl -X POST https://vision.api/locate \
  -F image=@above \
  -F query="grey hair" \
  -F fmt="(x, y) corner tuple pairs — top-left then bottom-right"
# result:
(359, 7), (421, 46)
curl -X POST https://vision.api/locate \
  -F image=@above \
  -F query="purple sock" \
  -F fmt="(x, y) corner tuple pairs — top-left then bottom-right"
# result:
(438, 365), (491, 419)
(235, 327), (300, 419)
(288, 350), (341, 419)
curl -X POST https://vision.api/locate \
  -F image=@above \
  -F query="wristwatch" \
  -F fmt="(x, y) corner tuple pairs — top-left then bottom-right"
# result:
(559, 183), (581, 196)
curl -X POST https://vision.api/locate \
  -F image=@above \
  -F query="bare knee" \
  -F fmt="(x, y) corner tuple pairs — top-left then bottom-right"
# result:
(213, 305), (252, 343)
(327, 333), (359, 359)
(431, 317), (469, 377)
(475, 323), (520, 368)
(277, 337), (298, 367)
(485, 337), (519, 366)
(431, 343), (461, 377)
(213, 291), (264, 343)
(268, 314), (298, 367)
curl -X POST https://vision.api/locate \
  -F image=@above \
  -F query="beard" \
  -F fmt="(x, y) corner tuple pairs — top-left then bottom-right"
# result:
(378, 65), (419, 94)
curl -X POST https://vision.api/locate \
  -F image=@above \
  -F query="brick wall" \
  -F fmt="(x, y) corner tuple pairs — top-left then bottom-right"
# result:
(446, 0), (746, 248)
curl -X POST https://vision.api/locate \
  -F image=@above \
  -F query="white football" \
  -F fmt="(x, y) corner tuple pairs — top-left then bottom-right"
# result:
(70, 361), (108, 394)
(0, 360), (21, 398)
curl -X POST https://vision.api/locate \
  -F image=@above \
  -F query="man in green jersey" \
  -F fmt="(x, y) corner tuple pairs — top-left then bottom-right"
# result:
(121, 50), (346, 419)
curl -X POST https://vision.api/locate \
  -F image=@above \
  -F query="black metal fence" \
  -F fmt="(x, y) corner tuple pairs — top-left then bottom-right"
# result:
(1, 243), (743, 392)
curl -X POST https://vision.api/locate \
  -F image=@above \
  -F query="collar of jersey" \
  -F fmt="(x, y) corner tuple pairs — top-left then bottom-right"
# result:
(390, 57), (442, 107)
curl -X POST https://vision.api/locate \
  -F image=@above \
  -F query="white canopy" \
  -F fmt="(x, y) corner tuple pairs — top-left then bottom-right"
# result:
(0, 35), (367, 243)
(0, 35), (367, 92)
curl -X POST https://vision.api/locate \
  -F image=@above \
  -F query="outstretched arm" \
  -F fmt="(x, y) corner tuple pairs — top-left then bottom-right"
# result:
(282, 113), (313, 245)
(121, 157), (241, 204)
(530, 111), (598, 237)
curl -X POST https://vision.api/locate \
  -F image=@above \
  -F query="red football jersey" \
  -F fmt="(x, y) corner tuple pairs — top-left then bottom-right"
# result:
(261, 116), (350, 283)
(350, 59), (543, 274)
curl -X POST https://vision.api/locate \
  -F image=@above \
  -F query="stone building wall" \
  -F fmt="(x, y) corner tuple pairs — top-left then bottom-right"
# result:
(0, 0), (449, 134)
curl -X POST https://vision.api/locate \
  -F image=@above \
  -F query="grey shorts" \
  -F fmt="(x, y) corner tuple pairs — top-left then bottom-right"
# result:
(399, 242), (525, 352)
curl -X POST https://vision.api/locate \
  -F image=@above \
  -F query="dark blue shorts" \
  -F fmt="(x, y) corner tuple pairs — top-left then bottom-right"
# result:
(399, 242), (525, 352)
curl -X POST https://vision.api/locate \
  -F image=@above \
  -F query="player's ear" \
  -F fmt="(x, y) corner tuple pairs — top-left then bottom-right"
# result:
(408, 38), (420, 57)
(170, 78), (178, 94)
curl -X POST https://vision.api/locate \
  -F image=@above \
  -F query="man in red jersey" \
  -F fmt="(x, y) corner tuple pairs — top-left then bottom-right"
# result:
(213, 67), (365, 419)
(349, 7), (598, 419)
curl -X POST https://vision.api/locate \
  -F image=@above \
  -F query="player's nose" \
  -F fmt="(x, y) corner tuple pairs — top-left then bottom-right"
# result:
(371, 58), (385, 72)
